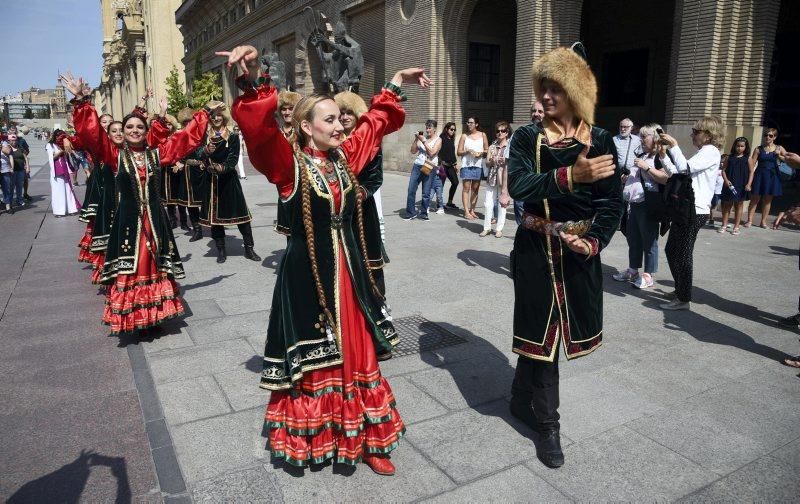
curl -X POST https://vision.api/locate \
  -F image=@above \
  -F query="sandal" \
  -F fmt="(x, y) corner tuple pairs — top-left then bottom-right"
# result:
(731, 228), (740, 236)
(783, 356), (800, 368)
(716, 227), (725, 234)
(743, 221), (752, 228)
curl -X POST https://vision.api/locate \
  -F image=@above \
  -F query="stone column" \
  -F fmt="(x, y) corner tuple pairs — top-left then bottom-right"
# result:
(113, 70), (124, 120)
(663, 0), (780, 149)
(135, 54), (146, 102)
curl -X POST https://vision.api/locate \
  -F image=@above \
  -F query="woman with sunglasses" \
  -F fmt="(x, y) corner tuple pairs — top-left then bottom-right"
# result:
(745, 127), (786, 229)
(439, 122), (459, 209)
(481, 121), (512, 237)
(457, 117), (488, 219)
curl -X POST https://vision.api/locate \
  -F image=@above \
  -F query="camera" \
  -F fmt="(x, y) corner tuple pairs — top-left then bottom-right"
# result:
(656, 127), (664, 135)
(418, 131), (424, 136)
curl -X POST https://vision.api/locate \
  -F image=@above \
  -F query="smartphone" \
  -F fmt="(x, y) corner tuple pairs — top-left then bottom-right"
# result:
(418, 131), (424, 136)
(656, 127), (664, 135)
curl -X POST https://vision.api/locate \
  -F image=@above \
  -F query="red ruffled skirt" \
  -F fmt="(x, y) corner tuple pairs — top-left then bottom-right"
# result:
(102, 209), (184, 334)
(264, 249), (405, 467)
(77, 220), (104, 269)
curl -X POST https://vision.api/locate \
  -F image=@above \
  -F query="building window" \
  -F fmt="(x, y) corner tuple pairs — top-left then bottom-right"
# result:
(468, 43), (500, 102)
(599, 49), (649, 107)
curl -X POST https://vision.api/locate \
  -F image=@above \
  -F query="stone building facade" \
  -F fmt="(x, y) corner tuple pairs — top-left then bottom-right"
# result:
(96, 0), (186, 120)
(175, 0), (796, 170)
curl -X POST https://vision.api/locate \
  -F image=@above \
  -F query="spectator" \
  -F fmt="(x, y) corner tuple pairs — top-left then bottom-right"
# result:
(404, 119), (441, 221)
(439, 122), (459, 209)
(7, 134), (28, 209)
(708, 166), (724, 228)
(1, 141), (13, 213)
(612, 124), (671, 288)
(658, 116), (725, 310)
(481, 121), (511, 237)
(613, 118), (641, 176)
(233, 125), (247, 179)
(6, 127), (30, 201)
(457, 116), (488, 219)
(511, 102), (546, 225)
(745, 127), (786, 229)
(719, 137), (751, 235)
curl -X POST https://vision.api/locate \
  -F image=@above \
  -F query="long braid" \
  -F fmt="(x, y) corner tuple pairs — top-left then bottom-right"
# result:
(296, 144), (337, 332)
(339, 153), (385, 302)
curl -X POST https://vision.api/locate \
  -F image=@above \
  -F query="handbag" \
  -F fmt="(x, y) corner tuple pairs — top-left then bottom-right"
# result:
(638, 157), (665, 220)
(420, 158), (436, 176)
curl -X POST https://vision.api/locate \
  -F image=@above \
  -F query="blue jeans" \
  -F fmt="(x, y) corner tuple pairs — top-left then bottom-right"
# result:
(626, 201), (659, 273)
(428, 170), (443, 208)
(0, 173), (11, 205)
(406, 163), (432, 217)
(513, 200), (524, 225)
(12, 171), (24, 205)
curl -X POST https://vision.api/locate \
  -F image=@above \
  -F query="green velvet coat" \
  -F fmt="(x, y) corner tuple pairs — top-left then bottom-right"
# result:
(90, 162), (117, 252)
(261, 152), (398, 390)
(196, 133), (252, 226)
(507, 123), (623, 362)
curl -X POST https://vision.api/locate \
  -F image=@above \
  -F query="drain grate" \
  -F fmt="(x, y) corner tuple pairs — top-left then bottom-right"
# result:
(390, 315), (468, 357)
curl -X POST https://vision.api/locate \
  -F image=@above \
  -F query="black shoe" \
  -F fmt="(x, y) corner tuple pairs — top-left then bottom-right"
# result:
(535, 430), (564, 468)
(24, 194), (32, 201)
(216, 246), (227, 263)
(180, 221), (190, 231)
(446, 202), (458, 209)
(170, 218), (178, 229)
(189, 227), (203, 242)
(418, 214), (430, 221)
(509, 398), (537, 430)
(777, 313), (800, 328)
(244, 246), (261, 261)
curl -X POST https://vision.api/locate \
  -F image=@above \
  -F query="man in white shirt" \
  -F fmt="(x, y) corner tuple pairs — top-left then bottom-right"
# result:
(613, 118), (641, 175)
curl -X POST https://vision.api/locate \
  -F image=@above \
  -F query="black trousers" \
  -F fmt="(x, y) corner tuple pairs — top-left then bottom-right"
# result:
(187, 206), (200, 227)
(211, 222), (254, 247)
(444, 164), (459, 203)
(166, 204), (187, 223)
(665, 214), (708, 302)
(511, 346), (560, 432)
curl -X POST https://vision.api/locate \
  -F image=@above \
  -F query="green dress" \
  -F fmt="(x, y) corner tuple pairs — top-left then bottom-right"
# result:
(507, 123), (623, 362)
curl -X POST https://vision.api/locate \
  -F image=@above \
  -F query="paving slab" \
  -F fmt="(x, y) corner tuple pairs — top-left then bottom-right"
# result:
(148, 338), (257, 384)
(186, 309), (270, 345)
(191, 466), (282, 503)
(214, 367), (270, 411)
(422, 464), (572, 503)
(157, 375), (233, 425)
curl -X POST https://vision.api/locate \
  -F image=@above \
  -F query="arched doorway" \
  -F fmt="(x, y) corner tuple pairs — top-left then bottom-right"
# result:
(464, 0), (517, 128)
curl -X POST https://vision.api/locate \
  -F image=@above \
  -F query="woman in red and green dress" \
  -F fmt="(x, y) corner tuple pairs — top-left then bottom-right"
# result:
(222, 44), (430, 475)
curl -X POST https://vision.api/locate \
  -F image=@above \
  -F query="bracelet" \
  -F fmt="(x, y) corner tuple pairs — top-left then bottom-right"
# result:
(567, 165), (574, 192)
(383, 82), (407, 101)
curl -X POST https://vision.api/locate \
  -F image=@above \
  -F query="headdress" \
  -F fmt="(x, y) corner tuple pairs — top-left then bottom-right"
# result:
(278, 90), (302, 109)
(334, 91), (367, 119)
(177, 107), (195, 124)
(532, 42), (597, 125)
(206, 100), (232, 125)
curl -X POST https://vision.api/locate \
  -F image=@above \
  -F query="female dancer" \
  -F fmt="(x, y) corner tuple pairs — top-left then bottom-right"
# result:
(62, 74), (216, 335)
(194, 100), (261, 263)
(220, 44), (429, 474)
(77, 114), (113, 268)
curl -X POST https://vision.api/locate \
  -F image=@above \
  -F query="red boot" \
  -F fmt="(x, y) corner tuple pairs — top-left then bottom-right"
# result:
(363, 455), (395, 476)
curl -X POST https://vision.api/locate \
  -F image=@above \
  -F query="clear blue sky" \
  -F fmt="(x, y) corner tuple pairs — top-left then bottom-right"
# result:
(1, 0), (102, 96)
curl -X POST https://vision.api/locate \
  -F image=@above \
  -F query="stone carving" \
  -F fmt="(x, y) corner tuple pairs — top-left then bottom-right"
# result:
(307, 9), (363, 93)
(262, 52), (287, 91)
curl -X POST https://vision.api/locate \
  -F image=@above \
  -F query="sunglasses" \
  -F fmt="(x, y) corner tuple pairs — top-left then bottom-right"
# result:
(765, 133), (775, 138)
(691, 128), (706, 135)
(496, 128), (508, 133)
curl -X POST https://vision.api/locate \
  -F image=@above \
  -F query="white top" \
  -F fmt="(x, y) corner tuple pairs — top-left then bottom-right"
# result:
(0, 142), (12, 174)
(660, 144), (721, 214)
(623, 153), (659, 204)
(714, 169), (724, 194)
(461, 135), (484, 168)
(415, 136), (440, 166)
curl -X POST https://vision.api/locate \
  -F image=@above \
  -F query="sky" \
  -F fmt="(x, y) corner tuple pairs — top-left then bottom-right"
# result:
(1, 0), (103, 96)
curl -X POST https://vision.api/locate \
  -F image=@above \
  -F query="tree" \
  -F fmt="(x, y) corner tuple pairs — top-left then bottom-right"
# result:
(193, 47), (204, 81)
(23, 106), (34, 119)
(35, 107), (50, 119)
(190, 71), (223, 108)
(164, 66), (189, 115)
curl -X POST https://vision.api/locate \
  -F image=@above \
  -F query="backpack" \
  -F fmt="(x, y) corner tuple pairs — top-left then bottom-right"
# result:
(661, 151), (696, 234)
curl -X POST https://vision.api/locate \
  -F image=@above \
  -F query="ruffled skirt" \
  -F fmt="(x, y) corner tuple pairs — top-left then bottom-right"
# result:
(264, 250), (404, 467)
(102, 210), (185, 334)
(78, 220), (105, 271)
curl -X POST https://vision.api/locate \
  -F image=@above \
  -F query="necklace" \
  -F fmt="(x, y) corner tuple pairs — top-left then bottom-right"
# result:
(312, 157), (338, 183)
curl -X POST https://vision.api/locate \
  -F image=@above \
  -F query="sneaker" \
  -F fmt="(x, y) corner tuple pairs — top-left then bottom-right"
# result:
(479, 230), (491, 237)
(436, 208), (444, 215)
(632, 273), (653, 289)
(612, 268), (637, 282)
(660, 299), (690, 311)
(402, 213), (417, 221)
(418, 214), (429, 221)
(446, 202), (458, 209)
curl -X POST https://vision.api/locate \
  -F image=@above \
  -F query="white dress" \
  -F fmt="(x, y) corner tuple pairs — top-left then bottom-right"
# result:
(46, 143), (79, 216)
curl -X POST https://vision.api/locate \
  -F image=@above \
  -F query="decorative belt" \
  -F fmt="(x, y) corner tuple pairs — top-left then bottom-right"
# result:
(522, 212), (592, 237)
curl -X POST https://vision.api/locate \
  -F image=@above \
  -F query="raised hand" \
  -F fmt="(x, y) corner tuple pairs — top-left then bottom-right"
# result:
(571, 144), (616, 184)
(390, 67), (433, 88)
(659, 132), (678, 148)
(59, 72), (85, 98)
(159, 96), (168, 116)
(215, 45), (259, 79)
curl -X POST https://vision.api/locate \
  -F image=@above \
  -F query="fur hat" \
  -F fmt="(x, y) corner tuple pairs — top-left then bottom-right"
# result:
(278, 90), (302, 109)
(206, 100), (232, 125)
(334, 91), (368, 119)
(164, 114), (180, 130)
(176, 107), (195, 125)
(532, 44), (597, 125)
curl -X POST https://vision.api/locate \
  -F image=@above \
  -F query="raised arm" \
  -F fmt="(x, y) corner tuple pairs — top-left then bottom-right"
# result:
(72, 99), (117, 167)
(507, 126), (575, 201)
(157, 109), (209, 166)
(341, 87), (405, 174)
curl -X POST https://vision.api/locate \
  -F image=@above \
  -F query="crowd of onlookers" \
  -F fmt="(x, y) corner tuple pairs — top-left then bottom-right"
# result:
(0, 126), (31, 214)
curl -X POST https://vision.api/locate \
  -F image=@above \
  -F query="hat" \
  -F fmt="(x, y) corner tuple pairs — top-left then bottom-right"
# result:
(278, 90), (302, 109)
(206, 100), (232, 125)
(532, 43), (597, 125)
(334, 91), (368, 119)
(164, 114), (180, 130)
(177, 107), (195, 124)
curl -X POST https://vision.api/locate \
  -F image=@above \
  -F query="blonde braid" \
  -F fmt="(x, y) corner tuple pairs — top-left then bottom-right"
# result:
(295, 144), (337, 332)
(339, 154), (385, 302)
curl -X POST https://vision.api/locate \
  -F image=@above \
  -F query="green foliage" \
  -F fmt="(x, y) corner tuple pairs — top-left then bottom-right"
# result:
(193, 48), (204, 80)
(190, 72), (223, 108)
(164, 66), (189, 115)
(23, 107), (34, 119)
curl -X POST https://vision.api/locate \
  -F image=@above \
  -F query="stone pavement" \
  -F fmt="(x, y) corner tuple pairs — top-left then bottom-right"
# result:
(2, 144), (800, 502)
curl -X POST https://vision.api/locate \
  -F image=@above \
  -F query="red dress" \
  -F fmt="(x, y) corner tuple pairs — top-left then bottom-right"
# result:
(73, 102), (208, 333)
(233, 84), (406, 466)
